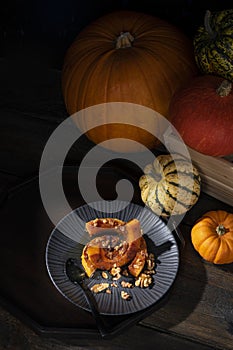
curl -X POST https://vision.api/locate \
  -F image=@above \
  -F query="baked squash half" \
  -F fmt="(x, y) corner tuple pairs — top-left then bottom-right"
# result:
(81, 218), (147, 277)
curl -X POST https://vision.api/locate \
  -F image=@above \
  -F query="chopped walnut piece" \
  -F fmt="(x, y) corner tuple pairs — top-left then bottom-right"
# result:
(146, 253), (155, 271)
(110, 266), (121, 277)
(93, 219), (98, 227)
(111, 282), (118, 288)
(101, 271), (109, 279)
(121, 281), (133, 288)
(135, 273), (153, 288)
(146, 259), (155, 270)
(121, 291), (131, 300)
(112, 273), (121, 281)
(132, 264), (140, 269)
(148, 253), (155, 260)
(90, 283), (109, 293)
(136, 257), (144, 266)
(143, 269), (156, 275)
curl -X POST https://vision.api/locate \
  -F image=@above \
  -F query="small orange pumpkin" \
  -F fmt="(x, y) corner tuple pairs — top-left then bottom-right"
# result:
(191, 210), (233, 264)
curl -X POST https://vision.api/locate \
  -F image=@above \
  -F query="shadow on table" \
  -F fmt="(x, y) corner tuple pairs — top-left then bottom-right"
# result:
(215, 262), (233, 274)
(140, 234), (207, 330)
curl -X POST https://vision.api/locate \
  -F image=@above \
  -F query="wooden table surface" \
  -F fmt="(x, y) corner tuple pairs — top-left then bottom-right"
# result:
(0, 59), (233, 350)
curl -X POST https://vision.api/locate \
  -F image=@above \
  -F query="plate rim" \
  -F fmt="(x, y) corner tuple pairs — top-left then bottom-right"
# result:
(45, 200), (180, 316)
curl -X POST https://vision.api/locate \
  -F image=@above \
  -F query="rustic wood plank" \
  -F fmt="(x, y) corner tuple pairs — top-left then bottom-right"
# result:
(163, 133), (233, 206)
(188, 147), (233, 206)
(198, 175), (233, 207)
(0, 304), (219, 350)
(140, 224), (233, 350)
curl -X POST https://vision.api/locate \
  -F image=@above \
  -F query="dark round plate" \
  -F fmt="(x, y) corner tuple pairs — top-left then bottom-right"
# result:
(45, 200), (179, 315)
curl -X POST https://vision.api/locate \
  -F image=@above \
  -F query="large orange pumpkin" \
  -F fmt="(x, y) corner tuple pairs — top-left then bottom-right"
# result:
(62, 11), (197, 152)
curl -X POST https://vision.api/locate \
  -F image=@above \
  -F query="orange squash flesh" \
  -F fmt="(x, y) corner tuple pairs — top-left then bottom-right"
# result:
(128, 237), (147, 277)
(85, 218), (125, 236)
(81, 218), (148, 276)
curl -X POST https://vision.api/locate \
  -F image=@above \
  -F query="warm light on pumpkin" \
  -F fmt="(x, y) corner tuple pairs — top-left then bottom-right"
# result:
(169, 75), (233, 156)
(191, 210), (233, 264)
(62, 11), (197, 152)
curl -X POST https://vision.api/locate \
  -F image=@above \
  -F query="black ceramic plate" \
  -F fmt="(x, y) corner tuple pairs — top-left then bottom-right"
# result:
(46, 200), (179, 315)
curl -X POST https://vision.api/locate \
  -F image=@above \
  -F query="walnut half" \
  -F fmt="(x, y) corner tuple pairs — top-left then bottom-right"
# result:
(90, 283), (109, 293)
(121, 291), (131, 300)
(135, 273), (153, 288)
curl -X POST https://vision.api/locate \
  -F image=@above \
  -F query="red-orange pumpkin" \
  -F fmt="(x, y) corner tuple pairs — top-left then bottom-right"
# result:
(169, 75), (233, 156)
(62, 11), (197, 152)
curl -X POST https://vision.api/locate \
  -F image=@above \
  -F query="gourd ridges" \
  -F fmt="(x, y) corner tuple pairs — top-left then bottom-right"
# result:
(154, 186), (171, 216)
(165, 170), (201, 186)
(167, 181), (200, 198)
(160, 182), (193, 210)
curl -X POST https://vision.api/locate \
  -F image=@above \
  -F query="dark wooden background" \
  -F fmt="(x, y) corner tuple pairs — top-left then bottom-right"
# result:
(0, 1), (233, 349)
(1, 0), (233, 70)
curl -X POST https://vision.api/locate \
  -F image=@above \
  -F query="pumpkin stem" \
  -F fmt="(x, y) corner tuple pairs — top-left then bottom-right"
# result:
(204, 10), (216, 39)
(216, 80), (232, 97)
(216, 224), (227, 236)
(116, 32), (134, 49)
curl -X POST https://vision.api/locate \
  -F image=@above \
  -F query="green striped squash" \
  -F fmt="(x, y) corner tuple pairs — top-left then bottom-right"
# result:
(139, 154), (201, 217)
(194, 9), (233, 82)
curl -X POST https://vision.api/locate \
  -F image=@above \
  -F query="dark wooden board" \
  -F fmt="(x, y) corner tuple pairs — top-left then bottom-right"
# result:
(0, 303), (220, 350)
(140, 224), (233, 350)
